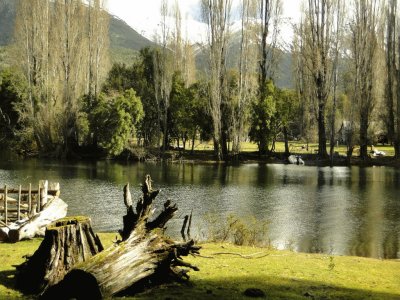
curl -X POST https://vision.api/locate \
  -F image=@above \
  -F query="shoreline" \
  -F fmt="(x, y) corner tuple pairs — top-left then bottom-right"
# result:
(3, 148), (400, 168)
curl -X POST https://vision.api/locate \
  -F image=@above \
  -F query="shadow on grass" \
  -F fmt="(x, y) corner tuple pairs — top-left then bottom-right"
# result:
(1, 268), (398, 300)
(129, 275), (400, 300)
(0, 270), (16, 291)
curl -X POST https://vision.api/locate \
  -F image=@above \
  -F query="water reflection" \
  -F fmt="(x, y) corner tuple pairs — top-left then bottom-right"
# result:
(0, 158), (399, 259)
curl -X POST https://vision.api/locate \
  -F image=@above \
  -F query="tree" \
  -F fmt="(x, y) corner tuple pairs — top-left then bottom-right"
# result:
(350, 0), (382, 159)
(0, 68), (27, 144)
(201, 0), (232, 160)
(13, 0), (109, 156)
(298, 0), (339, 159)
(275, 89), (301, 156)
(256, 0), (282, 155)
(153, 0), (174, 155)
(385, 0), (400, 158)
(168, 73), (188, 148)
(329, 0), (344, 165)
(249, 80), (276, 151)
(232, 0), (258, 156)
(88, 89), (144, 156)
(87, 0), (110, 104)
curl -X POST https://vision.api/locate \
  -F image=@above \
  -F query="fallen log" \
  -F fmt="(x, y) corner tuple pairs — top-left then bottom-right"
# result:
(40, 175), (200, 299)
(0, 196), (67, 242)
(15, 216), (103, 294)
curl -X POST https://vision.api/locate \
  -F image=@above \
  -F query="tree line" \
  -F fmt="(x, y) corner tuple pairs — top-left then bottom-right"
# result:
(0, 0), (399, 161)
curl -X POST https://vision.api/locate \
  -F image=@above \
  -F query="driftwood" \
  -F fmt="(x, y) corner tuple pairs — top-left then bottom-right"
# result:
(16, 216), (103, 294)
(40, 175), (200, 299)
(0, 196), (67, 242)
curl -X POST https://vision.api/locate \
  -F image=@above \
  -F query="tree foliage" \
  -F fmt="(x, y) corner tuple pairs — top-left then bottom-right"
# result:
(88, 89), (143, 156)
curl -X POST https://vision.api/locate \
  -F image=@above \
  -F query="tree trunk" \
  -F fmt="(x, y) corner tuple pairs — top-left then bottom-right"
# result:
(317, 102), (328, 159)
(221, 130), (228, 159)
(191, 129), (196, 154)
(283, 126), (290, 157)
(359, 109), (369, 160)
(15, 216), (103, 295)
(40, 175), (200, 299)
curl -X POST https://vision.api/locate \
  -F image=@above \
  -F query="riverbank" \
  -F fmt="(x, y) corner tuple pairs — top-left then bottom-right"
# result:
(1, 233), (399, 299)
(162, 149), (400, 168)
(6, 142), (400, 168)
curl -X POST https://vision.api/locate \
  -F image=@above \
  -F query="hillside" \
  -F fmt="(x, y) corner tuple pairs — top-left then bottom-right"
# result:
(0, 0), (15, 46)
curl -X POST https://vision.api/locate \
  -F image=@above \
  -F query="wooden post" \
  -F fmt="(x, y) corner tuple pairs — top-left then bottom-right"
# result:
(28, 183), (32, 214)
(49, 182), (60, 198)
(37, 184), (41, 213)
(40, 180), (48, 206)
(4, 185), (7, 226)
(187, 210), (193, 238)
(17, 185), (22, 221)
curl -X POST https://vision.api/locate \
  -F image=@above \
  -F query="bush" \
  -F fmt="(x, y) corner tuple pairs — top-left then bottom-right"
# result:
(204, 213), (269, 247)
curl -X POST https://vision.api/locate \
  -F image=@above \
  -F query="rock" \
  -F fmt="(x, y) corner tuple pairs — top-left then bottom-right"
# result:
(244, 288), (266, 298)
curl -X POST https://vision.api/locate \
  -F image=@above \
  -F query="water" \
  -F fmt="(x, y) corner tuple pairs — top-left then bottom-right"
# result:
(0, 156), (399, 259)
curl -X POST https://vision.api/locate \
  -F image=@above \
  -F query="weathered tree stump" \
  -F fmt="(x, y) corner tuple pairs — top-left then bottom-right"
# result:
(40, 175), (200, 299)
(15, 216), (103, 295)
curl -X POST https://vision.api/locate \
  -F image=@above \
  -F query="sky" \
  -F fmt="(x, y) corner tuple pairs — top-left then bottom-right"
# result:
(107, 0), (301, 45)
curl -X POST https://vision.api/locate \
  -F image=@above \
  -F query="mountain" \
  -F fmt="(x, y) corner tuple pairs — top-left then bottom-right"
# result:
(109, 16), (155, 52)
(0, 0), (15, 47)
(195, 31), (294, 89)
(0, 0), (154, 64)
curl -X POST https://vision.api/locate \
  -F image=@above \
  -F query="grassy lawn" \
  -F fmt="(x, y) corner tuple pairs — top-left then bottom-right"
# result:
(172, 139), (396, 158)
(1, 233), (399, 299)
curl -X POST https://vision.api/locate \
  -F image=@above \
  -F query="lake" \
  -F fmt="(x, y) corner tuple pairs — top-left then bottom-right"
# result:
(0, 156), (399, 259)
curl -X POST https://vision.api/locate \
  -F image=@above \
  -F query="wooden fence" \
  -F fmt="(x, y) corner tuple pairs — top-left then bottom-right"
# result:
(0, 180), (60, 226)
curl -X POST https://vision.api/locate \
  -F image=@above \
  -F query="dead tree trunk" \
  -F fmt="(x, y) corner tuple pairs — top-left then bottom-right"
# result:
(40, 175), (200, 300)
(15, 216), (103, 295)
(1, 196), (68, 242)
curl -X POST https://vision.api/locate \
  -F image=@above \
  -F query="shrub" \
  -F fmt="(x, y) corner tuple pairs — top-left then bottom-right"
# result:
(203, 213), (269, 247)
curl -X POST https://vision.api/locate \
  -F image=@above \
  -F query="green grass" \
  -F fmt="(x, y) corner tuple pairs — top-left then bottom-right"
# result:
(169, 139), (396, 158)
(1, 233), (399, 299)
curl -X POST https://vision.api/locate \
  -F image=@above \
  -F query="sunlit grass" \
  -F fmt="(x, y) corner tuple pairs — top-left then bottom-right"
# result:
(0, 233), (399, 299)
(184, 139), (396, 158)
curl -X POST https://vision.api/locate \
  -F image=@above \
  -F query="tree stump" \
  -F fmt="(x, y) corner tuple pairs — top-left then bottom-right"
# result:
(40, 175), (200, 299)
(15, 216), (103, 295)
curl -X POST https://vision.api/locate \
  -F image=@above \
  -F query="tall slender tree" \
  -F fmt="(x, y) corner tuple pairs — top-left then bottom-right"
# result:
(329, 0), (344, 165)
(231, 0), (257, 156)
(13, 0), (109, 156)
(350, 0), (382, 159)
(253, 0), (282, 155)
(385, 0), (400, 158)
(301, 0), (338, 159)
(201, 0), (232, 160)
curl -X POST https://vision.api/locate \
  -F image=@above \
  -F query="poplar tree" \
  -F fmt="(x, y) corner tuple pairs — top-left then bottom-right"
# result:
(350, 0), (382, 159)
(201, 0), (232, 160)
(13, 0), (109, 156)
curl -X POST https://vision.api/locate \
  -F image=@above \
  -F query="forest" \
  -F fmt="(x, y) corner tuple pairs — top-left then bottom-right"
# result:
(0, 0), (399, 162)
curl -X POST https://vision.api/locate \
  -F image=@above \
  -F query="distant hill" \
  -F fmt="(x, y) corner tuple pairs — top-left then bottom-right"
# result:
(0, 0), (15, 46)
(109, 16), (155, 52)
(0, 0), (154, 64)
